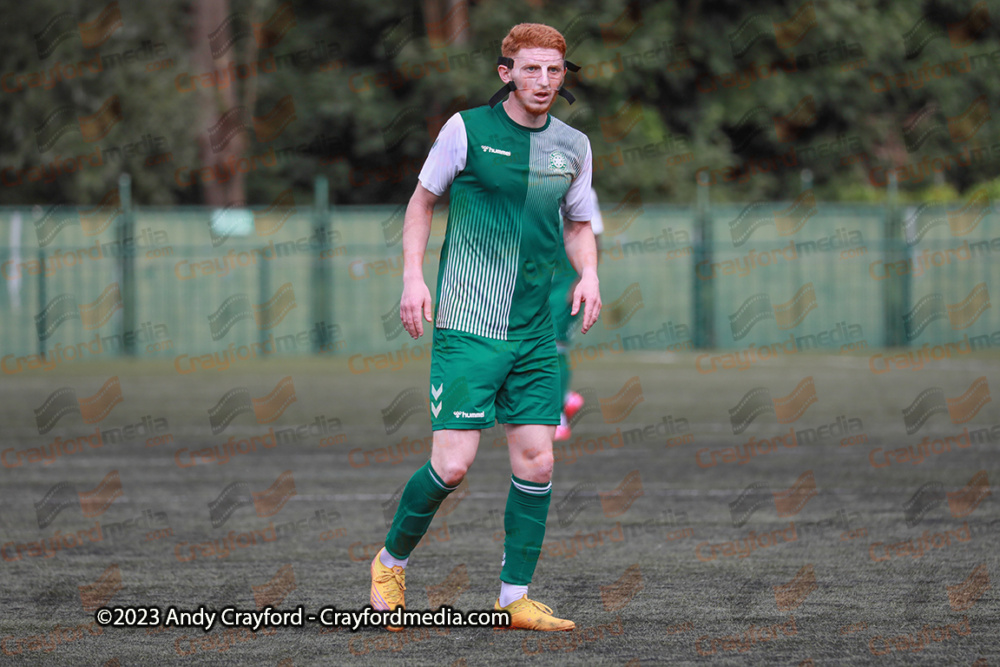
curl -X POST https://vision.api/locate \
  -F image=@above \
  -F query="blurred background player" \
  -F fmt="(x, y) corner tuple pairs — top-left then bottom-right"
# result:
(370, 23), (601, 632)
(552, 187), (603, 441)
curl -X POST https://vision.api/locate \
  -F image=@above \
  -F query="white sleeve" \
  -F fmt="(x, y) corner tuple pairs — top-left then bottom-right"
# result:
(589, 188), (604, 235)
(418, 113), (467, 196)
(560, 142), (593, 221)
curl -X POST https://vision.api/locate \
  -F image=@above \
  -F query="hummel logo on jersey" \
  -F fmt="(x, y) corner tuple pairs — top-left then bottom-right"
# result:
(481, 144), (511, 156)
(453, 411), (485, 419)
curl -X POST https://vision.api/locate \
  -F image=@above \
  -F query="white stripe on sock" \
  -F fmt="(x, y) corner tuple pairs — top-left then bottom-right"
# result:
(511, 477), (551, 495)
(428, 467), (459, 491)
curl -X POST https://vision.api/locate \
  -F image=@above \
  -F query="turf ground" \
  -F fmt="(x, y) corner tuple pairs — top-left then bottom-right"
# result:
(0, 351), (997, 665)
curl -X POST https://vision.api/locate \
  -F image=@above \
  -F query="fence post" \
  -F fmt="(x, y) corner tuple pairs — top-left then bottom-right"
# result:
(882, 172), (907, 347)
(312, 175), (331, 353)
(259, 213), (270, 350)
(692, 172), (714, 349)
(118, 173), (136, 356)
(898, 181), (911, 349)
(37, 241), (46, 359)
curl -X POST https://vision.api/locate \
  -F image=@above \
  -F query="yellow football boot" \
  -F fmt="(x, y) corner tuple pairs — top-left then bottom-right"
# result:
(495, 595), (575, 631)
(370, 548), (405, 631)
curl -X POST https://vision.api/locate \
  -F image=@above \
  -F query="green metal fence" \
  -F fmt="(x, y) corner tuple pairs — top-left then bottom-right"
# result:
(1, 176), (997, 370)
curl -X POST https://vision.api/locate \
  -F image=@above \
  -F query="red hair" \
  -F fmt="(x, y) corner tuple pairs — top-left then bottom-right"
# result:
(501, 23), (567, 59)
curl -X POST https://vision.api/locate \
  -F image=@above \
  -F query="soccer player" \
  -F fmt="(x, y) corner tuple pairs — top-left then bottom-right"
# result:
(370, 23), (600, 632)
(552, 188), (603, 441)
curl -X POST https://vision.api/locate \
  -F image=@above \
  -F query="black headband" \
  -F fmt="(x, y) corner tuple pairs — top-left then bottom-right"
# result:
(488, 56), (581, 108)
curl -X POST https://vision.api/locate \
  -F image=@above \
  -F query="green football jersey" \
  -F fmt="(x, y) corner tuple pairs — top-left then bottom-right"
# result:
(418, 103), (593, 341)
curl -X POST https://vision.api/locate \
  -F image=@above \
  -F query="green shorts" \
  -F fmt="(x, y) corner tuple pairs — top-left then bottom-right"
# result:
(429, 328), (560, 431)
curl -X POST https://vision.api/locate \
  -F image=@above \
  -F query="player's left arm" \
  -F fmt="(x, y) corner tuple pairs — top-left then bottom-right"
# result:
(563, 219), (601, 333)
(561, 143), (600, 333)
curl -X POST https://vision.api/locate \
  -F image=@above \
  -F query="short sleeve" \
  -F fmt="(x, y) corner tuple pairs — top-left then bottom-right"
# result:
(418, 113), (467, 196)
(589, 189), (604, 235)
(559, 141), (593, 222)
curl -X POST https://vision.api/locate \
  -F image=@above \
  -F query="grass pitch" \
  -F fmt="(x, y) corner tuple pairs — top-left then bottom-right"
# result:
(0, 351), (997, 665)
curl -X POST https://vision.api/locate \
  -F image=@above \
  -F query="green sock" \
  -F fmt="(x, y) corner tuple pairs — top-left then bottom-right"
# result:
(500, 475), (552, 585)
(385, 460), (457, 559)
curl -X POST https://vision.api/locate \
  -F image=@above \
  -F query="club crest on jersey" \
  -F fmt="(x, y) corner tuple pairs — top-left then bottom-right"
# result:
(549, 151), (569, 171)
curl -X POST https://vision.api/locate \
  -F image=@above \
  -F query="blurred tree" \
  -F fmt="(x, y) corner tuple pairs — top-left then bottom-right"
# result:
(191, 0), (247, 206)
(1, 0), (999, 206)
(0, 0), (198, 205)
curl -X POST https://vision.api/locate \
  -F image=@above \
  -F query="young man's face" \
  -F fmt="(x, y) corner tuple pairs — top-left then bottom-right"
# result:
(500, 47), (566, 117)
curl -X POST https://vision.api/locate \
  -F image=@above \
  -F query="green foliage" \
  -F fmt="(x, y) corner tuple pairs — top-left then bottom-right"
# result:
(837, 181), (884, 204)
(0, 0), (196, 205)
(973, 175), (1000, 201)
(2, 0), (999, 205)
(909, 182), (962, 203)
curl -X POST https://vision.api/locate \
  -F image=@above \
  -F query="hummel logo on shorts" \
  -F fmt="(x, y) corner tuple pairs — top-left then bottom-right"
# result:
(453, 410), (486, 419)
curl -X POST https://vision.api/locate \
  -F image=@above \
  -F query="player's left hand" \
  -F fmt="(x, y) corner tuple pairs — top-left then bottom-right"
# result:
(571, 269), (601, 334)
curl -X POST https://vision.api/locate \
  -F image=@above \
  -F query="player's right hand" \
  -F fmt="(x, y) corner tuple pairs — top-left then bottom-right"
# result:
(400, 278), (433, 339)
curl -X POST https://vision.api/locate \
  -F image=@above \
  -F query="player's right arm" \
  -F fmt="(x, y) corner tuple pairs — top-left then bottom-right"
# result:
(400, 112), (468, 339)
(400, 183), (439, 339)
